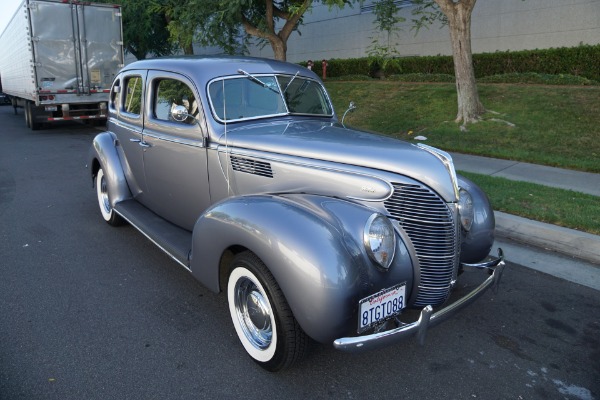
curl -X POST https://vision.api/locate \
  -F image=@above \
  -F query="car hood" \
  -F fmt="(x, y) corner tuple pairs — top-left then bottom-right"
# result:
(221, 120), (458, 201)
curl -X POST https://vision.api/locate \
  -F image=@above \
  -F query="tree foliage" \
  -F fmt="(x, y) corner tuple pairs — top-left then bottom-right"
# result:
(367, 0), (405, 75)
(155, 0), (353, 60)
(96, 0), (175, 60)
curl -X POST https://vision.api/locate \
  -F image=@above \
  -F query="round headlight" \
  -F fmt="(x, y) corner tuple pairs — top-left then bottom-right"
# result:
(364, 214), (396, 270)
(458, 188), (474, 231)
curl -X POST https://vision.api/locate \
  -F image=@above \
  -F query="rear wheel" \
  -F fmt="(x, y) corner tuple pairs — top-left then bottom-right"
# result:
(24, 102), (31, 128)
(227, 252), (309, 372)
(26, 101), (42, 130)
(95, 168), (124, 226)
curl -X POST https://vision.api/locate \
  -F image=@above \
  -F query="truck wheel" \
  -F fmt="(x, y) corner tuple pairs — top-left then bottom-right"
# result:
(26, 101), (42, 130)
(227, 252), (308, 372)
(24, 102), (31, 128)
(95, 168), (124, 226)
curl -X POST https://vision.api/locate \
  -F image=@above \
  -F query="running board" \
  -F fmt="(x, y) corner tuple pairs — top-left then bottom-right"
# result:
(114, 200), (192, 269)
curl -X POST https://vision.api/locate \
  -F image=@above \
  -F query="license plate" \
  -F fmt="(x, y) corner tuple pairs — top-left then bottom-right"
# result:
(358, 283), (406, 333)
(45, 106), (57, 112)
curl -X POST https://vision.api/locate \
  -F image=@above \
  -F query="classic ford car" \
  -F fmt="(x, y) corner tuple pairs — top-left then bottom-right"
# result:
(88, 56), (505, 371)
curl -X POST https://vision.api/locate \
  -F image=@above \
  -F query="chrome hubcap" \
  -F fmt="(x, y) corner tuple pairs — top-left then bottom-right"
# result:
(99, 174), (111, 214)
(234, 277), (273, 350)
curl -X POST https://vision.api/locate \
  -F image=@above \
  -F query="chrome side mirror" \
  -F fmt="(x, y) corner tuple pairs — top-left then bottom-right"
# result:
(341, 101), (357, 128)
(171, 104), (190, 122)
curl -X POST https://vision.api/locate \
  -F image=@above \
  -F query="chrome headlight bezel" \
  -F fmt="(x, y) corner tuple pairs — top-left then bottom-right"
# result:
(363, 213), (396, 270)
(458, 188), (474, 231)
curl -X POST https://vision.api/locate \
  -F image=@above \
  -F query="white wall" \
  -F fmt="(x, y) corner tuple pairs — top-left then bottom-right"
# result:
(235, 0), (600, 62)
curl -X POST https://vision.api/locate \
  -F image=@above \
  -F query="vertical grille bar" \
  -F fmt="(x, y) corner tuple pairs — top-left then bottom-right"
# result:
(384, 183), (459, 307)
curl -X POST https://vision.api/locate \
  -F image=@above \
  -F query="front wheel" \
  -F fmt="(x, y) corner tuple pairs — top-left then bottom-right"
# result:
(95, 168), (124, 226)
(227, 252), (309, 372)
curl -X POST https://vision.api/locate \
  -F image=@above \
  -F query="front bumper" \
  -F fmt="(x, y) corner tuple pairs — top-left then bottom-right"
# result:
(333, 248), (505, 353)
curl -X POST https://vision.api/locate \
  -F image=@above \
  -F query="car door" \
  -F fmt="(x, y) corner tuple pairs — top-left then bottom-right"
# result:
(111, 71), (148, 201)
(141, 71), (211, 231)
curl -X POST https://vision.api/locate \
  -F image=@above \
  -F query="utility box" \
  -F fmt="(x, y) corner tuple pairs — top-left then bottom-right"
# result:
(0, 0), (124, 129)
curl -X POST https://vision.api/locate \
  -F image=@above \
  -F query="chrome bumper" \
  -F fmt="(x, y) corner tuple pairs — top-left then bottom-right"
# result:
(333, 248), (505, 353)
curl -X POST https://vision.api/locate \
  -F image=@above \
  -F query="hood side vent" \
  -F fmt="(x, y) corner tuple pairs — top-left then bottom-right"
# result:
(231, 156), (274, 178)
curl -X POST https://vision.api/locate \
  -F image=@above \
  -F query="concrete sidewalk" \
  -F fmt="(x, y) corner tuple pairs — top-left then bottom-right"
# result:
(451, 153), (600, 196)
(450, 152), (600, 266)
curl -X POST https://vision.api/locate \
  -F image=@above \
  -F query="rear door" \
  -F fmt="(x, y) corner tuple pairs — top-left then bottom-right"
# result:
(76, 3), (124, 93)
(110, 70), (148, 202)
(29, 1), (78, 94)
(29, 1), (123, 96)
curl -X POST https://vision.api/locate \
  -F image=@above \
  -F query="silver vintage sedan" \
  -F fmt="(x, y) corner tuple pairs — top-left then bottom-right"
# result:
(88, 56), (505, 371)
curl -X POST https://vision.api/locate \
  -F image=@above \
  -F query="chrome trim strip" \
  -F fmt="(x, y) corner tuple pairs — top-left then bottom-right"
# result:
(143, 132), (204, 148)
(417, 143), (459, 200)
(333, 249), (505, 353)
(217, 147), (395, 202)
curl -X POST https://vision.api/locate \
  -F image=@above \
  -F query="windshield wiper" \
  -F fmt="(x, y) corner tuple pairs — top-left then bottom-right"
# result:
(237, 69), (280, 94)
(283, 71), (299, 94)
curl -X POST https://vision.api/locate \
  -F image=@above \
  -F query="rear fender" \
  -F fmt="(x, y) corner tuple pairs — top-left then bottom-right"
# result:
(88, 132), (132, 207)
(190, 194), (413, 343)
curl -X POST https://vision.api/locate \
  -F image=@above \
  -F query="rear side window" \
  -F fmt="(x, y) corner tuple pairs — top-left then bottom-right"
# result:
(124, 76), (143, 115)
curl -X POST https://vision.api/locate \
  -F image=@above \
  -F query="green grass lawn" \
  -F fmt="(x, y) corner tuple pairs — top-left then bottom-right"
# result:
(326, 82), (600, 173)
(325, 81), (600, 234)
(460, 172), (600, 235)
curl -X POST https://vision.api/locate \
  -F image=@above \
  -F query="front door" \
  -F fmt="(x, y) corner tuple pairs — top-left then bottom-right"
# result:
(141, 71), (211, 231)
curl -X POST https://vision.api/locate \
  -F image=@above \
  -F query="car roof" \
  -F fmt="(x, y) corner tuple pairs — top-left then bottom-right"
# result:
(121, 55), (317, 85)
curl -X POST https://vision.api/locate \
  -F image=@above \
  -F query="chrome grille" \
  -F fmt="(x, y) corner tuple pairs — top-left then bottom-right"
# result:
(231, 156), (273, 178)
(384, 183), (459, 307)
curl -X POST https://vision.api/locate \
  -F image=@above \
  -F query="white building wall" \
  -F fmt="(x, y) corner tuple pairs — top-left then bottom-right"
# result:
(235, 0), (600, 62)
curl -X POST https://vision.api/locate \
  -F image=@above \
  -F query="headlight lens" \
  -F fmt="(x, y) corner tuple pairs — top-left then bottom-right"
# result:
(364, 214), (396, 270)
(458, 188), (474, 231)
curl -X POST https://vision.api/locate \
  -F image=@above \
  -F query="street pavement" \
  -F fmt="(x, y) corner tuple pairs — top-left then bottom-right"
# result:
(451, 152), (600, 290)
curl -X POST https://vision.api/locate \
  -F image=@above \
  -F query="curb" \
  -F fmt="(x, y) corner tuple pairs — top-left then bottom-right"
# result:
(494, 211), (600, 266)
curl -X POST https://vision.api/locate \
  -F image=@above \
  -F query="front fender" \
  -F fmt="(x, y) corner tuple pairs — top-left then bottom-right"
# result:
(190, 194), (413, 343)
(88, 132), (131, 208)
(458, 174), (495, 263)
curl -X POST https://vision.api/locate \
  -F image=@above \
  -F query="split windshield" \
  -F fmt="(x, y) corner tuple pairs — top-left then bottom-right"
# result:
(208, 74), (333, 122)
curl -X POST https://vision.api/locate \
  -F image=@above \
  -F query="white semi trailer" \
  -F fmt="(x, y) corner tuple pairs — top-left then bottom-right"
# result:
(0, 0), (124, 129)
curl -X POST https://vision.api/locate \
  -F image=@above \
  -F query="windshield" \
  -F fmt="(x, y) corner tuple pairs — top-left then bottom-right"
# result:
(208, 74), (333, 122)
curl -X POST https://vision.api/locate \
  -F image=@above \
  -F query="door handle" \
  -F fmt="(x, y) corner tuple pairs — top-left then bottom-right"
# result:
(129, 138), (141, 143)
(139, 141), (151, 148)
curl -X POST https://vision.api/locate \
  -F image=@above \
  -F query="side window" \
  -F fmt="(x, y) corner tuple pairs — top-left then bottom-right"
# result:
(124, 75), (143, 115)
(154, 78), (197, 124)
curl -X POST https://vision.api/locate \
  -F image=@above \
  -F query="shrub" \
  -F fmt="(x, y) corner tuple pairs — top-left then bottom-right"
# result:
(326, 75), (373, 81)
(478, 72), (599, 86)
(387, 73), (455, 82)
(300, 44), (600, 82)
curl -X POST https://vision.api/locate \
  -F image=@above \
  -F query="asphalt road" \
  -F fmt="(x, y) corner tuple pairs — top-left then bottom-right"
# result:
(1, 105), (598, 400)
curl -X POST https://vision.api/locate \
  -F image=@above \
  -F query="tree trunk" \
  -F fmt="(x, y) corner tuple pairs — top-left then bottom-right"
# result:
(270, 38), (287, 61)
(240, 0), (310, 61)
(183, 42), (194, 55)
(436, 0), (484, 125)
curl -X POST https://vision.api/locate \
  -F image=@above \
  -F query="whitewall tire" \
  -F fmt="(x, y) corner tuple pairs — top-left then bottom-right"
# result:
(95, 168), (123, 226)
(227, 252), (308, 371)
